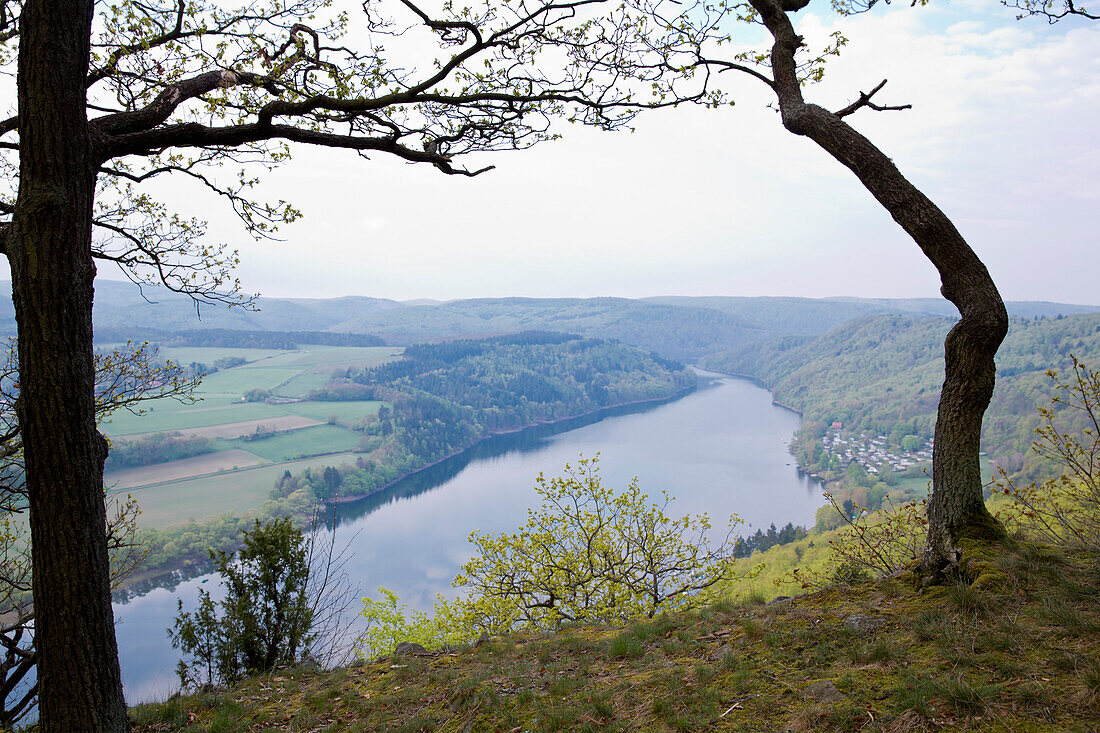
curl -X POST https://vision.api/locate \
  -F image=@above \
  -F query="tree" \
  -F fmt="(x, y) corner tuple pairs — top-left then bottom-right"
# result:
(2, 0), (714, 727)
(1007, 0), (1097, 20)
(170, 517), (354, 687)
(999, 357), (1100, 549)
(710, 0), (1092, 573)
(665, 0), (1012, 574)
(451, 456), (739, 631)
(0, 340), (195, 727)
(358, 455), (746, 657)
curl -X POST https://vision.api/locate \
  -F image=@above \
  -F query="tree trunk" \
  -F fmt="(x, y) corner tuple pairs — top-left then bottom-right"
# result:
(750, 0), (1009, 571)
(9, 1), (129, 729)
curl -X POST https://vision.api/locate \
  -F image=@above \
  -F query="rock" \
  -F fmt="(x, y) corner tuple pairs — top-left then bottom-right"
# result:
(394, 641), (428, 656)
(803, 679), (846, 703)
(844, 613), (884, 633)
(766, 595), (792, 606)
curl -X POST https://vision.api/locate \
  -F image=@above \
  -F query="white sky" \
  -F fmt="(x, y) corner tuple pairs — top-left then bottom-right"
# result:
(99, 1), (1100, 304)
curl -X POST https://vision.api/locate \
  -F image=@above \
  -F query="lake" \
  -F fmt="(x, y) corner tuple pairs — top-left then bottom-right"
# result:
(114, 371), (824, 704)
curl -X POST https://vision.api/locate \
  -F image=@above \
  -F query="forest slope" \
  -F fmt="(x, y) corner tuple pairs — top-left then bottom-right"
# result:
(700, 312), (1100, 480)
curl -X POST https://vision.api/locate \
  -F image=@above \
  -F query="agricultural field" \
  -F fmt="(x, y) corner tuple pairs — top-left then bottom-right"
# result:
(105, 449), (265, 490)
(114, 452), (362, 528)
(103, 345), (400, 528)
(222, 424), (363, 462)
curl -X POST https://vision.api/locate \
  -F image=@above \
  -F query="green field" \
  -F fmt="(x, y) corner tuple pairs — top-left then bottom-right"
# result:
(273, 370), (335, 398)
(101, 345), (401, 525)
(122, 452), (362, 528)
(196, 365), (307, 397)
(103, 346), (398, 436)
(222, 424), (363, 462)
(286, 346), (403, 368)
(280, 400), (384, 423)
(105, 401), (288, 436)
(154, 347), (288, 365)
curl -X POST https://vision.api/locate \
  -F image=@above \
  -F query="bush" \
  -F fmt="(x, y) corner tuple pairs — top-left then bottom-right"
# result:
(358, 455), (749, 655)
(998, 357), (1100, 550)
(170, 519), (320, 687)
(785, 492), (926, 590)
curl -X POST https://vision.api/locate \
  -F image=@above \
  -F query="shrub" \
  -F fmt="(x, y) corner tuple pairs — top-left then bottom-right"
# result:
(358, 455), (749, 654)
(170, 518), (354, 687)
(784, 493), (926, 590)
(998, 357), (1100, 550)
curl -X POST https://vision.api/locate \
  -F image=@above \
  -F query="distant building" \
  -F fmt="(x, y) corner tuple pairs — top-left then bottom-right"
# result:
(831, 421), (843, 430)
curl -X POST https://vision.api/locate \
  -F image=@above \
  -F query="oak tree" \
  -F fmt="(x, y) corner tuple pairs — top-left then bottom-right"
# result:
(700, 0), (1093, 574)
(0, 340), (195, 727)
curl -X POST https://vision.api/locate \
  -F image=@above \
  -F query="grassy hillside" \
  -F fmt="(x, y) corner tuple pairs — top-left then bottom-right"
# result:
(131, 539), (1100, 732)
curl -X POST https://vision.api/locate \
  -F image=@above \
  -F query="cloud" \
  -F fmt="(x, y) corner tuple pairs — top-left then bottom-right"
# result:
(88, 2), (1099, 306)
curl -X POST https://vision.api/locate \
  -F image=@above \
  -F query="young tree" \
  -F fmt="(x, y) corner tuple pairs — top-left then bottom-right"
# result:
(172, 518), (310, 687)
(358, 455), (747, 657)
(171, 517), (357, 688)
(2, 1), (715, 727)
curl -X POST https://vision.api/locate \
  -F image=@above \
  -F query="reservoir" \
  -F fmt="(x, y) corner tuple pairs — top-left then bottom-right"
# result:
(114, 371), (824, 704)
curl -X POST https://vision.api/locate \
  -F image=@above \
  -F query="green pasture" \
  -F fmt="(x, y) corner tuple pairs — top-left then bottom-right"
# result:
(281, 400), (383, 423)
(887, 456), (993, 501)
(272, 370), (334, 398)
(103, 344), (399, 436)
(286, 346), (403, 369)
(126, 452), (362, 528)
(155, 347), (288, 365)
(221, 424), (362, 462)
(104, 401), (287, 436)
(197, 366), (305, 397)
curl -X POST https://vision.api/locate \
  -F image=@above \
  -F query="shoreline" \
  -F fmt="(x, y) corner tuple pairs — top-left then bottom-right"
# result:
(323, 383), (697, 506)
(699, 367), (804, 416)
(115, 382), (698, 596)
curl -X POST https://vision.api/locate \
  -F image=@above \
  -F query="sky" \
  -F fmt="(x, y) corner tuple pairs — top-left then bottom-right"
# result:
(97, 1), (1100, 304)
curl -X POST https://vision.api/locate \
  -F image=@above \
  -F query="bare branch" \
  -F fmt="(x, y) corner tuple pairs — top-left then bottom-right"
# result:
(833, 79), (912, 118)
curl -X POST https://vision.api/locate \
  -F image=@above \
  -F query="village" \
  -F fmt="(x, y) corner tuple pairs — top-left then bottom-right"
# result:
(819, 422), (934, 476)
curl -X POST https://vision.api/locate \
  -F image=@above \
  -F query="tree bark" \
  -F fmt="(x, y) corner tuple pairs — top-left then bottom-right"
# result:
(749, 0), (1009, 570)
(9, 1), (129, 729)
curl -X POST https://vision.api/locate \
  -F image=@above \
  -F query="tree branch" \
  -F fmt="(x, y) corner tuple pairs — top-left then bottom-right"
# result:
(833, 79), (912, 118)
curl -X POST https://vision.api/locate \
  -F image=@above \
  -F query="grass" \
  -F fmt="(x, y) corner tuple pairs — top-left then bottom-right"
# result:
(279, 400), (382, 423)
(153, 347), (288, 365)
(124, 452), (360, 527)
(195, 366), (307, 397)
(104, 448), (265, 489)
(104, 401), (287, 436)
(221, 424), (363, 462)
(271, 370), (334, 398)
(131, 541), (1100, 732)
(104, 346), (399, 437)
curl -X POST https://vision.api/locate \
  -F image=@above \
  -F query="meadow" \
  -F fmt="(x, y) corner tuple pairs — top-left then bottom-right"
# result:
(102, 345), (399, 527)
(118, 452), (363, 528)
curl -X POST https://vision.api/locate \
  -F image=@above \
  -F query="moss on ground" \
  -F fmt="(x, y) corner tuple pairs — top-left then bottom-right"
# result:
(131, 542), (1100, 732)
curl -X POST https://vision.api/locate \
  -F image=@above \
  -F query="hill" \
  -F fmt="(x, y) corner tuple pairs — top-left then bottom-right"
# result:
(700, 312), (1100, 482)
(5, 280), (1097, 361)
(131, 539), (1100, 732)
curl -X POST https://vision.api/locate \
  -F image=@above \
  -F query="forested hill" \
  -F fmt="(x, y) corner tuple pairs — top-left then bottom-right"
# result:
(3, 279), (1096, 362)
(700, 312), (1100, 478)
(300, 332), (696, 501)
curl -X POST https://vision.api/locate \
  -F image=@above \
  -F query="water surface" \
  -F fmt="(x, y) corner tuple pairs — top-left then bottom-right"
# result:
(115, 372), (823, 704)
